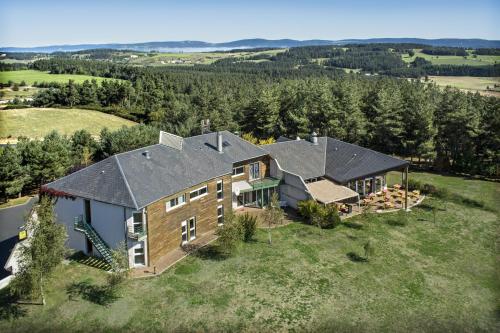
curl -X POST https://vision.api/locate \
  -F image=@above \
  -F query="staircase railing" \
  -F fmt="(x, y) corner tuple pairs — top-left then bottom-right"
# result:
(74, 216), (113, 264)
(128, 224), (147, 240)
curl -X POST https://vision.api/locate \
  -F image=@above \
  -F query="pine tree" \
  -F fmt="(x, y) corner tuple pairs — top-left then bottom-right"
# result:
(367, 85), (404, 154)
(0, 145), (28, 200)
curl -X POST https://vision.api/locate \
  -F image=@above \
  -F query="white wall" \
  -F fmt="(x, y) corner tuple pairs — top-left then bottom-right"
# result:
(280, 172), (311, 209)
(91, 200), (127, 250)
(54, 197), (131, 258)
(54, 197), (87, 253)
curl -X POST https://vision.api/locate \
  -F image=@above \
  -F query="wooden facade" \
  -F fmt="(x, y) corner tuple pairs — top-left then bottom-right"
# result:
(146, 174), (232, 266)
(232, 156), (270, 183)
(144, 155), (271, 267)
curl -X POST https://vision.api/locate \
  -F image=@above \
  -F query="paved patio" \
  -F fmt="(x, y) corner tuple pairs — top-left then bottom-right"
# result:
(363, 187), (422, 212)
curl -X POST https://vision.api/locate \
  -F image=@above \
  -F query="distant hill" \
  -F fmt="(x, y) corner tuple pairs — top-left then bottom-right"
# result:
(1, 38), (499, 53)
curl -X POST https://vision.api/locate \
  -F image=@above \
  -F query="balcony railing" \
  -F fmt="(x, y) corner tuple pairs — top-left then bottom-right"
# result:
(128, 224), (147, 240)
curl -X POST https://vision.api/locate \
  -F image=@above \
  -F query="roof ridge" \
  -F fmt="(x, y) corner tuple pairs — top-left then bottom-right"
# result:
(43, 157), (112, 187)
(323, 138), (327, 176)
(326, 137), (406, 162)
(114, 155), (139, 210)
(114, 143), (162, 158)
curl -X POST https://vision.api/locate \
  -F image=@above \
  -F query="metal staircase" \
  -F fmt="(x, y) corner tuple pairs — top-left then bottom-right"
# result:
(74, 216), (113, 264)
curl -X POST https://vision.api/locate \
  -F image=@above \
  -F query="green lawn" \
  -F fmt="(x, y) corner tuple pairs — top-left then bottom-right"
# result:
(402, 49), (500, 66)
(1, 172), (498, 332)
(0, 108), (136, 142)
(0, 70), (118, 85)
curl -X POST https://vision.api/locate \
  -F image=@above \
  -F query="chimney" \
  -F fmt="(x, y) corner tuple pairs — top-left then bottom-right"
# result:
(296, 136), (301, 141)
(217, 132), (223, 153)
(311, 132), (318, 145)
(143, 150), (151, 159)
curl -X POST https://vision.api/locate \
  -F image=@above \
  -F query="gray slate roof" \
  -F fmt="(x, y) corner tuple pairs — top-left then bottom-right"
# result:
(263, 137), (408, 183)
(263, 138), (327, 179)
(44, 131), (267, 209)
(43, 156), (137, 208)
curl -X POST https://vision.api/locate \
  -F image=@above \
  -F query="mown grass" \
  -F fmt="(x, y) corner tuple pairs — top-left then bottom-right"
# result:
(0, 172), (498, 332)
(402, 49), (500, 66)
(0, 70), (119, 85)
(0, 195), (32, 209)
(0, 107), (136, 141)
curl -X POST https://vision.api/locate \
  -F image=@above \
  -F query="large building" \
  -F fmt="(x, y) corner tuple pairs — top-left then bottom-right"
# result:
(43, 131), (408, 269)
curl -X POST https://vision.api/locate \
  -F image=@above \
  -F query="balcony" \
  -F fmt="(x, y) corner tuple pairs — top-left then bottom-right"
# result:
(128, 224), (147, 240)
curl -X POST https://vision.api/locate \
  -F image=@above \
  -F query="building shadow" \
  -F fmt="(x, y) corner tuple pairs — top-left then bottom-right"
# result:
(0, 236), (18, 280)
(66, 279), (119, 306)
(0, 287), (26, 320)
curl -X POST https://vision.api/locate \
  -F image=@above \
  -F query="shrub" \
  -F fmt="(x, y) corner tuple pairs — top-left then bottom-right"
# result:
(297, 200), (321, 224)
(215, 213), (241, 253)
(321, 205), (341, 229)
(407, 178), (423, 191)
(422, 183), (437, 194)
(239, 213), (257, 242)
(298, 200), (341, 229)
(364, 240), (375, 259)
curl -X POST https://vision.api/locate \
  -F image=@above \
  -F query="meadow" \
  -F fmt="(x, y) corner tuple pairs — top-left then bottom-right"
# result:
(0, 172), (498, 332)
(129, 49), (285, 66)
(0, 70), (118, 85)
(426, 76), (500, 97)
(0, 108), (136, 142)
(402, 49), (500, 66)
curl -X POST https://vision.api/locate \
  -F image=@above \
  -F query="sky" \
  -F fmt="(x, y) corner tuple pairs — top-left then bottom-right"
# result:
(0, 0), (498, 47)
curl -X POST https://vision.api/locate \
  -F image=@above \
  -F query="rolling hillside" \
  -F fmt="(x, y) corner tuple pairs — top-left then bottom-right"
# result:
(0, 70), (119, 85)
(0, 108), (136, 143)
(2, 38), (499, 53)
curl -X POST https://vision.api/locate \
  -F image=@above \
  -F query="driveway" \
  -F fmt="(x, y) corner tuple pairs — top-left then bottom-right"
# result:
(0, 196), (38, 279)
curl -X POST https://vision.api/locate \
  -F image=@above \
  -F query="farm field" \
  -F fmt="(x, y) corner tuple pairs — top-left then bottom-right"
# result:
(402, 49), (500, 66)
(0, 172), (498, 332)
(0, 108), (136, 143)
(0, 86), (40, 100)
(130, 49), (285, 66)
(0, 70), (119, 85)
(426, 76), (500, 97)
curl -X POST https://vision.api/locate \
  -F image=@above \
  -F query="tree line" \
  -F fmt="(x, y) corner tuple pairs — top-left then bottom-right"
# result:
(22, 59), (500, 179)
(0, 126), (158, 201)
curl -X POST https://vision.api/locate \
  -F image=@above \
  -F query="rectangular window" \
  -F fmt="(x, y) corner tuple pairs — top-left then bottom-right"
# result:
(217, 205), (224, 225)
(166, 194), (186, 211)
(133, 212), (143, 233)
(190, 185), (208, 200)
(249, 162), (260, 180)
(188, 217), (196, 241)
(181, 221), (188, 244)
(217, 180), (224, 200)
(134, 246), (145, 265)
(232, 166), (244, 177)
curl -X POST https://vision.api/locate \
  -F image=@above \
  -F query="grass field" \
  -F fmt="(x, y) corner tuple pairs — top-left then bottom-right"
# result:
(402, 49), (500, 66)
(130, 49), (285, 66)
(424, 76), (500, 97)
(0, 108), (135, 142)
(1, 172), (498, 332)
(0, 70), (118, 85)
(0, 86), (40, 100)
